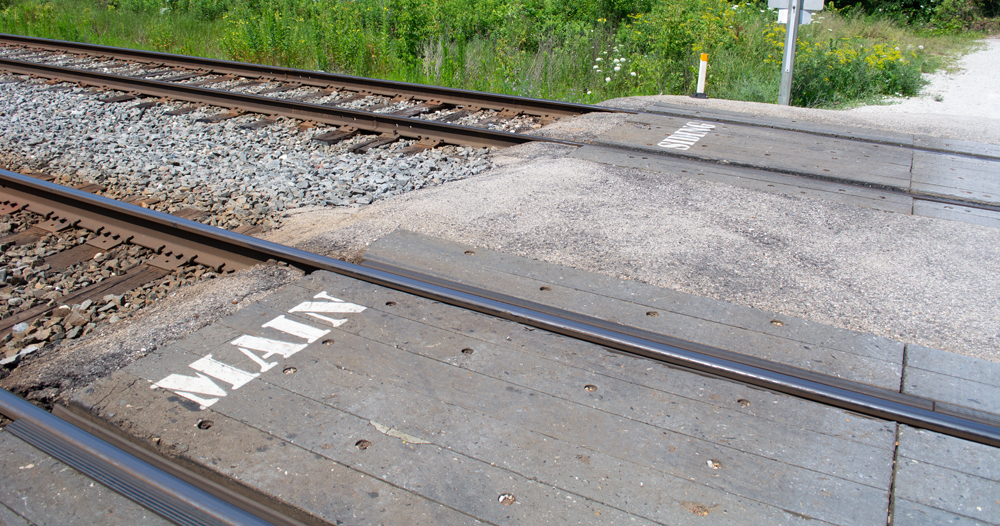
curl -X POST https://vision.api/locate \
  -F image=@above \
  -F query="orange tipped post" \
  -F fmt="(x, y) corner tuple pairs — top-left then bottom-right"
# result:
(692, 53), (709, 99)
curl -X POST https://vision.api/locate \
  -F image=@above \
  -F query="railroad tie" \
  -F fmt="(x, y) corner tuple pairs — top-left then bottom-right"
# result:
(312, 126), (359, 145)
(391, 100), (448, 118)
(163, 104), (206, 116)
(155, 70), (207, 83)
(324, 90), (372, 106)
(98, 92), (139, 104)
(400, 137), (443, 155)
(284, 90), (327, 102)
(185, 74), (235, 87)
(347, 132), (400, 154)
(195, 111), (244, 124)
(438, 106), (481, 123)
(258, 82), (301, 95)
(239, 116), (279, 130)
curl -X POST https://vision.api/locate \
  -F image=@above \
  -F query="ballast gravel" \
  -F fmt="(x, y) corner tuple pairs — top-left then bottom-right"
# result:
(0, 74), (493, 226)
(0, 209), (224, 369)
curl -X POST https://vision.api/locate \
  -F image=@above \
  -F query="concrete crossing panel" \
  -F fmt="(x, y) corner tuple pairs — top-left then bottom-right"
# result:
(362, 229), (905, 388)
(65, 266), (905, 525)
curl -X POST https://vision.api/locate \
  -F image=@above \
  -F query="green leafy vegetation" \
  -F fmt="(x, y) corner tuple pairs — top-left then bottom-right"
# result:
(0, 0), (988, 107)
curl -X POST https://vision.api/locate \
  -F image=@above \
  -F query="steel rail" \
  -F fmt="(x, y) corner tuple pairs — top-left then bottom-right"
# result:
(0, 388), (278, 526)
(599, 143), (1000, 213)
(643, 105), (1000, 161)
(0, 58), (584, 149)
(0, 33), (623, 118)
(10, 37), (993, 212)
(2, 168), (998, 448)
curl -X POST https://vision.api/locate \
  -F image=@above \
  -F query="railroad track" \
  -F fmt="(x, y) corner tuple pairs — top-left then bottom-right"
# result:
(0, 168), (273, 360)
(1, 38), (999, 435)
(3, 34), (999, 525)
(0, 33), (610, 150)
(3, 173), (1000, 523)
(4, 34), (999, 221)
(2, 167), (999, 449)
(2, 161), (1000, 521)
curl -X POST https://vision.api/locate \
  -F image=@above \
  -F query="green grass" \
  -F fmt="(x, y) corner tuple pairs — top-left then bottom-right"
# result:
(0, 0), (985, 107)
(0, 0), (225, 56)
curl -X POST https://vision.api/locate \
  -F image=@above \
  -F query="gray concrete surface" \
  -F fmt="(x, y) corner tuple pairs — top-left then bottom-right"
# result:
(0, 428), (172, 526)
(893, 425), (1000, 525)
(282, 135), (1000, 363)
(363, 230), (907, 389)
(70, 269), (901, 525)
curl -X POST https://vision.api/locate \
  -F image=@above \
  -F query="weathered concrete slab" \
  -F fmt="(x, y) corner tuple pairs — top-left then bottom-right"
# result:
(587, 111), (1000, 229)
(645, 104), (1000, 160)
(363, 229), (905, 388)
(607, 114), (914, 188)
(283, 277), (898, 450)
(911, 151), (1000, 205)
(647, 103), (919, 148)
(111, 345), (805, 525)
(231, 298), (894, 488)
(914, 135), (1000, 160)
(69, 267), (901, 525)
(912, 200), (1000, 228)
(0, 428), (172, 526)
(904, 344), (1000, 418)
(893, 425), (1000, 525)
(0, 503), (32, 526)
(571, 145), (914, 214)
(893, 499), (994, 526)
(71, 370), (480, 526)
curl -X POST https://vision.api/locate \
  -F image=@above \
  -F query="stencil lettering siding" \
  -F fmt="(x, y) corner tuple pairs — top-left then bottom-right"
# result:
(658, 121), (716, 150)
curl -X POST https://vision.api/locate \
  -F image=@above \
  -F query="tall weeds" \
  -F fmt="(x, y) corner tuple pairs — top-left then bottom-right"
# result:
(0, 0), (979, 106)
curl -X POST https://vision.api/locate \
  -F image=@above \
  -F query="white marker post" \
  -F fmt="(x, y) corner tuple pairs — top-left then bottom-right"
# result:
(772, 0), (823, 105)
(692, 53), (709, 99)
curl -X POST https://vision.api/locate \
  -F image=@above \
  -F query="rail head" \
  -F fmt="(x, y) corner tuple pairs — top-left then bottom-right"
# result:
(0, 388), (280, 526)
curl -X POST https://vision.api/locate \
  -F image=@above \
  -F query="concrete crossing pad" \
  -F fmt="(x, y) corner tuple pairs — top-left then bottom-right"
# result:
(579, 110), (1000, 228)
(64, 231), (1000, 525)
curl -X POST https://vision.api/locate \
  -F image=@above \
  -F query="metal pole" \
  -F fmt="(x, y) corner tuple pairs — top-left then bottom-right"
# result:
(777, 0), (804, 105)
